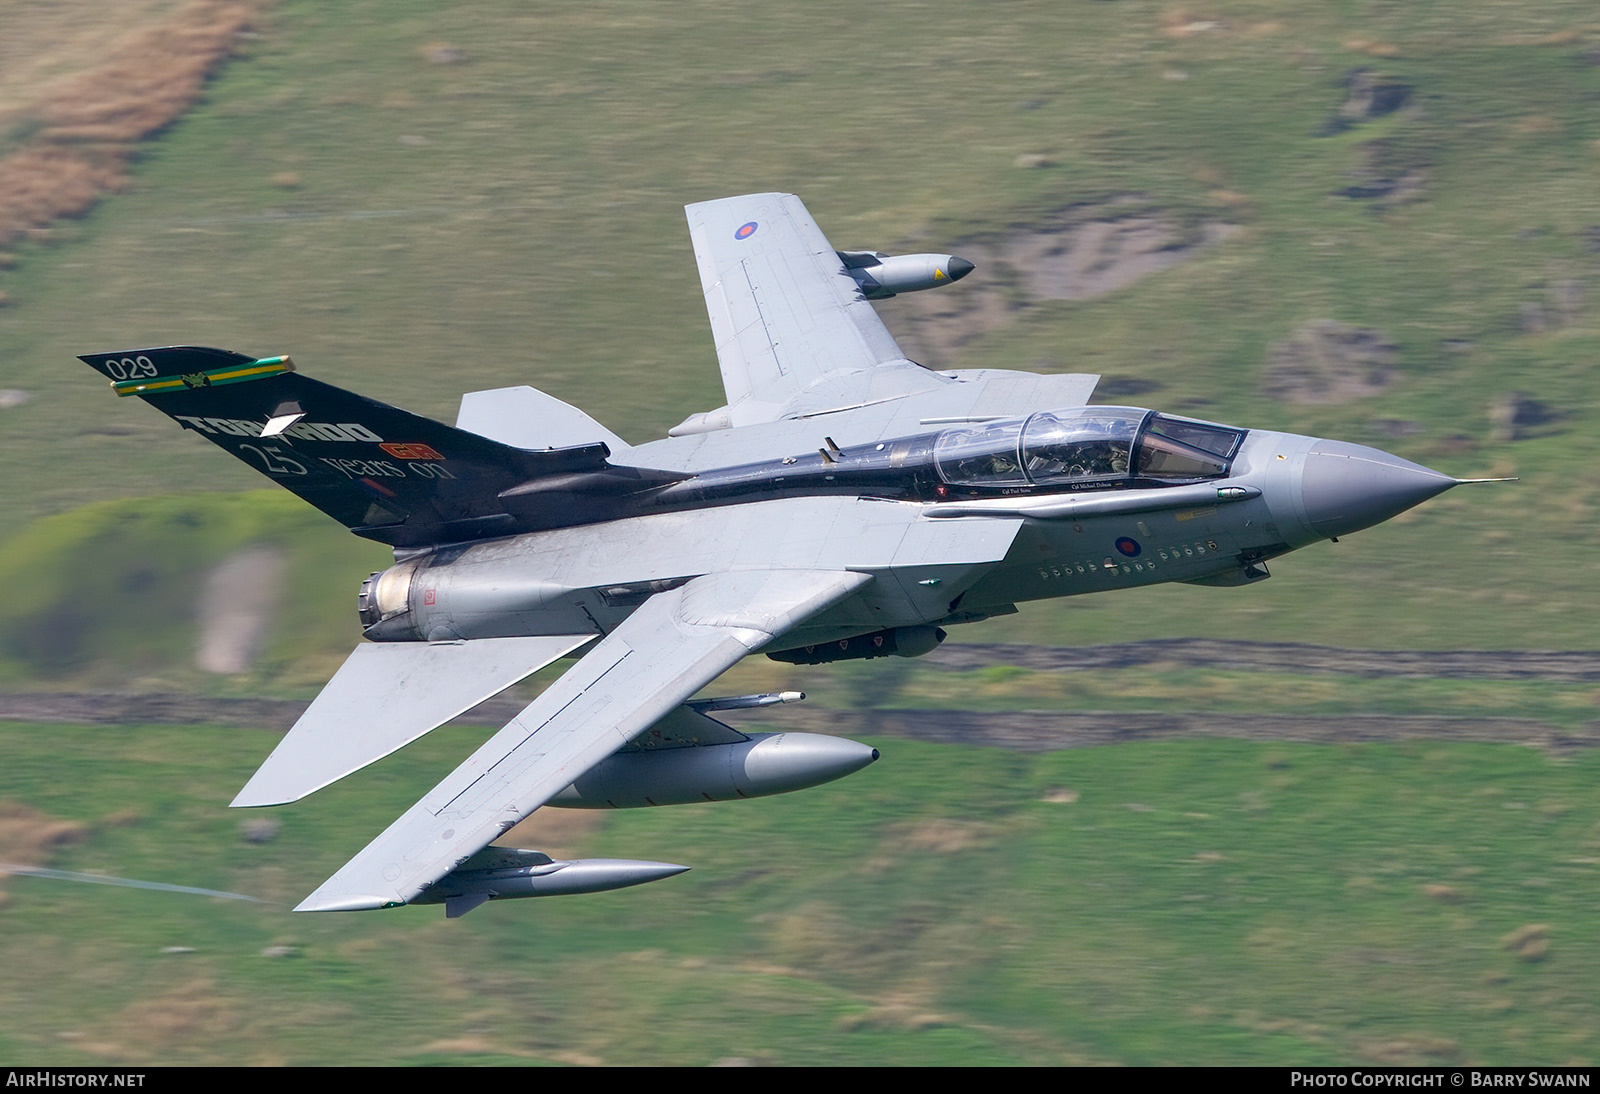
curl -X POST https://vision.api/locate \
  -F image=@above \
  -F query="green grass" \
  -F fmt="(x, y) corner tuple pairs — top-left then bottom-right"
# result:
(4, 721), (1600, 1065)
(0, 492), (384, 689)
(814, 661), (1600, 730)
(1, 0), (1598, 1066)
(0, 0), (1595, 659)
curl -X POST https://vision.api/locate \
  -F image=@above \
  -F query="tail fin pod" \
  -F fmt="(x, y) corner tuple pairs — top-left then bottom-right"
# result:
(79, 346), (611, 547)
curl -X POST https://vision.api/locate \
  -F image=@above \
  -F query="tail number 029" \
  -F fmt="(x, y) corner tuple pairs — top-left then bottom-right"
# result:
(102, 356), (157, 380)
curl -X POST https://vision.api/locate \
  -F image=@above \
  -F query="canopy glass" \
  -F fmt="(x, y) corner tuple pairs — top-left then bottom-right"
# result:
(933, 408), (1244, 489)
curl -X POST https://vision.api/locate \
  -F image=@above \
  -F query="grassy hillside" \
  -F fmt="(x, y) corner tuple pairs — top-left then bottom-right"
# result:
(0, 0), (1594, 670)
(5, 723), (1600, 1066)
(0, 1), (1597, 1068)
(0, 492), (382, 689)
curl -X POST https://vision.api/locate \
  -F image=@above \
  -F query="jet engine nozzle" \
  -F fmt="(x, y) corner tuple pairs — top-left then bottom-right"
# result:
(1298, 440), (1457, 539)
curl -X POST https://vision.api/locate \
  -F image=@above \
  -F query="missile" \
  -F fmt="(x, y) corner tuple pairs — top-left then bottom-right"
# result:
(687, 691), (805, 712)
(410, 847), (689, 918)
(837, 250), (976, 299)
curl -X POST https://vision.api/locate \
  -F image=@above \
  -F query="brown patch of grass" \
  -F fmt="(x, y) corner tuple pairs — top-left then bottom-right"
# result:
(835, 1004), (952, 1032)
(105, 978), (239, 1056)
(1160, 8), (1225, 40)
(0, 0), (271, 248)
(420, 43), (469, 66)
(1250, 1015), (1332, 1043)
(502, 807), (606, 859)
(1421, 883), (1463, 903)
(1500, 923), (1550, 962)
(1344, 37), (1402, 58)
(415, 1035), (537, 1059)
(37, 5), (254, 144)
(0, 801), (88, 866)
(1244, 926), (1294, 952)
(0, 1), (183, 120)
(1206, 188), (1255, 213)
(1359, 1034), (1459, 1064)
(859, 816), (997, 878)
(1511, 114), (1563, 137)
(897, 817), (989, 854)
(834, 982), (954, 1032)
(0, 144), (129, 245)
(769, 900), (854, 967)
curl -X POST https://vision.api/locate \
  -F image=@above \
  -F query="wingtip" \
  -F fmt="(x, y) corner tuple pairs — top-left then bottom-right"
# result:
(229, 789), (296, 809)
(294, 893), (399, 913)
(230, 772), (310, 808)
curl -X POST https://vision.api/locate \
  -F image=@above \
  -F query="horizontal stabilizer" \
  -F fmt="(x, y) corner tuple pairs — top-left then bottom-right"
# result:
(232, 634), (592, 807)
(458, 386), (630, 454)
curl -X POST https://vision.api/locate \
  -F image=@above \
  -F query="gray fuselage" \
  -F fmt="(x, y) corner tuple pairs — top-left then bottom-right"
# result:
(359, 406), (1455, 656)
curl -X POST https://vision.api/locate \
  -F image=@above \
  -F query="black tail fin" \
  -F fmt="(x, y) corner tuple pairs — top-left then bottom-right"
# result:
(79, 346), (618, 547)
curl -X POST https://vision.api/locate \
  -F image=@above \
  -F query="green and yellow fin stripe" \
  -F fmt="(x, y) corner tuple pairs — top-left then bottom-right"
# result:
(111, 356), (296, 398)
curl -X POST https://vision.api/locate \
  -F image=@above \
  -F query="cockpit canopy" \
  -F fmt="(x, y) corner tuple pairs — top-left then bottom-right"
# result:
(933, 407), (1245, 490)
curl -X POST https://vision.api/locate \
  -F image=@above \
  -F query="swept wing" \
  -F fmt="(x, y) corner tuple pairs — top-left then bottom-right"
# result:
(297, 568), (871, 912)
(684, 193), (948, 428)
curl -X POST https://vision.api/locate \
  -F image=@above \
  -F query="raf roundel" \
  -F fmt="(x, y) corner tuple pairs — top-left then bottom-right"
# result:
(1115, 536), (1142, 558)
(734, 221), (759, 240)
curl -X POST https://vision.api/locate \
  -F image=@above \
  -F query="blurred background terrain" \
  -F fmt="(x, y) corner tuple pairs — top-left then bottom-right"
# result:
(0, 0), (1596, 1065)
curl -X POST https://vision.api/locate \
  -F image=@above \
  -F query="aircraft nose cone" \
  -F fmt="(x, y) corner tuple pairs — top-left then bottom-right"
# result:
(946, 256), (975, 282)
(1299, 440), (1456, 538)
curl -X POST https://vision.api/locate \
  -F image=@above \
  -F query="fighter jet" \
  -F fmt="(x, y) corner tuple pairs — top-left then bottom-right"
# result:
(79, 193), (1477, 917)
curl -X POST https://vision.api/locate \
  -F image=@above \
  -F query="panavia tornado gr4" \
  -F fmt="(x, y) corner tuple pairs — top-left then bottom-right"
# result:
(79, 193), (1485, 917)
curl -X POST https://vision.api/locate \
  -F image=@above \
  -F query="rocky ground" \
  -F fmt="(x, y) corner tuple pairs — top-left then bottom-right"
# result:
(5, 639), (1592, 751)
